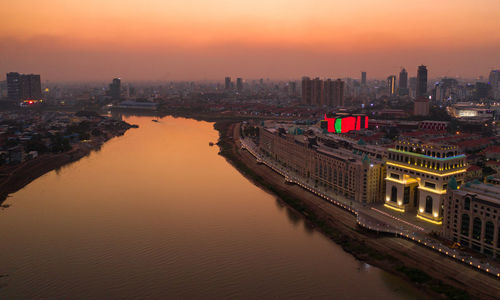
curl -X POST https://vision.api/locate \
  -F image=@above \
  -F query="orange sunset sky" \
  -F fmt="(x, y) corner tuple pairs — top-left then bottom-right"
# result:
(1, 0), (499, 82)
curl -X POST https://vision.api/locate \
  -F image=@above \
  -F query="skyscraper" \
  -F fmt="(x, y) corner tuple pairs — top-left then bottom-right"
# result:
(224, 77), (232, 90)
(236, 78), (243, 92)
(416, 65), (428, 98)
(361, 72), (367, 85)
(110, 78), (121, 100)
(399, 68), (409, 96)
(387, 75), (396, 96)
(6, 72), (41, 101)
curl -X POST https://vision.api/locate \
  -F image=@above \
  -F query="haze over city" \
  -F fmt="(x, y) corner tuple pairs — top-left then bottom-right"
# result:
(1, 0), (499, 81)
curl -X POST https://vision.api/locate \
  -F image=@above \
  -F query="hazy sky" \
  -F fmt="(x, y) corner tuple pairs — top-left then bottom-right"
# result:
(1, 0), (499, 82)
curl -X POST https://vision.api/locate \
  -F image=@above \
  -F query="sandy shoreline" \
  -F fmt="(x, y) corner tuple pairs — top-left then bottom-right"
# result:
(216, 121), (500, 300)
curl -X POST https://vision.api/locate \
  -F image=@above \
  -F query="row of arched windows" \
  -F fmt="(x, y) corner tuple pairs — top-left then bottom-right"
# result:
(461, 214), (496, 245)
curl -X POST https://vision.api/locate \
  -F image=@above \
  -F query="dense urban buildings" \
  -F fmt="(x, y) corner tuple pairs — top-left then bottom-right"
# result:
(301, 77), (344, 107)
(258, 121), (385, 204)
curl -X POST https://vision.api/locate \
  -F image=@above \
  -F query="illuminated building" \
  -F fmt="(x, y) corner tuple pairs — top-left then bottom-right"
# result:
(259, 123), (385, 204)
(322, 113), (368, 133)
(443, 182), (500, 257)
(385, 140), (466, 224)
(387, 75), (396, 96)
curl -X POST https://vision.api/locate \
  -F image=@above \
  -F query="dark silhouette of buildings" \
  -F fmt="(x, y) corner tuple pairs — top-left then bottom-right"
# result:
(301, 77), (344, 107)
(110, 78), (121, 100)
(361, 72), (367, 85)
(6, 72), (41, 101)
(224, 77), (232, 90)
(416, 65), (428, 98)
(399, 68), (409, 96)
(236, 78), (243, 92)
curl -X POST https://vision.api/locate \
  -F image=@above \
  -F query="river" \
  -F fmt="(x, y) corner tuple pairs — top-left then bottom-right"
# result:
(0, 115), (424, 299)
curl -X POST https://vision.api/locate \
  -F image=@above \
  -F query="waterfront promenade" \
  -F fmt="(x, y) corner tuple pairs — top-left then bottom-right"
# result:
(240, 137), (500, 280)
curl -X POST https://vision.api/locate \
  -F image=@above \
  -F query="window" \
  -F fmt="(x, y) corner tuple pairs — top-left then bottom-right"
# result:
(461, 214), (469, 236)
(464, 197), (470, 210)
(472, 217), (482, 240)
(425, 182), (436, 189)
(391, 186), (397, 202)
(403, 186), (410, 204)
(425, 196), (433, 214)
(390, 173), (400, 180)
(485, 221), (494, 245)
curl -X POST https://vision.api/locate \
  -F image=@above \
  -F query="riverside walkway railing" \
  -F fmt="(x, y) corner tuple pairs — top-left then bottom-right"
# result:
(239, 137), (500, 279)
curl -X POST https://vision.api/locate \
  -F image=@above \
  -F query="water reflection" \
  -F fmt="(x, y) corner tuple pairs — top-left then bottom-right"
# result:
(0, 115), (425, 299)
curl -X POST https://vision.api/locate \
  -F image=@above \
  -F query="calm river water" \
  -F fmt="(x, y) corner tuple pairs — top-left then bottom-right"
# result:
(0, 116), (424, 299)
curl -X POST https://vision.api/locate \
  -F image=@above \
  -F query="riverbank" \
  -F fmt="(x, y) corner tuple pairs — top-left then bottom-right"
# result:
(0, 126), (133, 204)
(214, 120), (500, 300)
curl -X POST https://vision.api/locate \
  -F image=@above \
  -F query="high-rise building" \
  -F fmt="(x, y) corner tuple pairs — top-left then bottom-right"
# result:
(110, 78), (121, 100)
(333, 79), (345, 107)
(311, 78), (323, 106)
(416, 65), (428, 98)
(236, 78), (243, 92)
(488, 70), (500, 98)
(20, 74), (41, 100)
(399, 68), (409, 96)
(301, 77), (312, 105)
(288, 81), (297, 96)
(387, 75), (396, 96)
(224, 77), (232, 90)
(361, 72), (366, 85)
(6, 72), (21, 101)
(6, 72), (41, 101)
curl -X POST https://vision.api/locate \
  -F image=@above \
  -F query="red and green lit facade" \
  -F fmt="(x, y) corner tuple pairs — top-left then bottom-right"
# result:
(323, 114), (369, 133)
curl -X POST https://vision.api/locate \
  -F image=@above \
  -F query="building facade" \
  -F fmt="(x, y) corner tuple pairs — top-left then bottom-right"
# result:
(259, 124), (385, 204)
(443, 183), (500, 257)
(385, 140), (466, 224)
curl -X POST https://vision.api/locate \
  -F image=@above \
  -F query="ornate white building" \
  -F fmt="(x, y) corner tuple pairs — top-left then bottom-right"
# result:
(385, 140), (467, 224)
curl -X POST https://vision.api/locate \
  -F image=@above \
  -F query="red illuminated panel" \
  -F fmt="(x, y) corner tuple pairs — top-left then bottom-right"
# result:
(365, 116), (369, 129)
(324, 114), (336, 133)
(342, 116), (356, 133)
(356, 116), (361, 131)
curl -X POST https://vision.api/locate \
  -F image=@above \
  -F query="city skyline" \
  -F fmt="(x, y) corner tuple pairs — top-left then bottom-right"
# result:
(1, 0), (499, 81)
